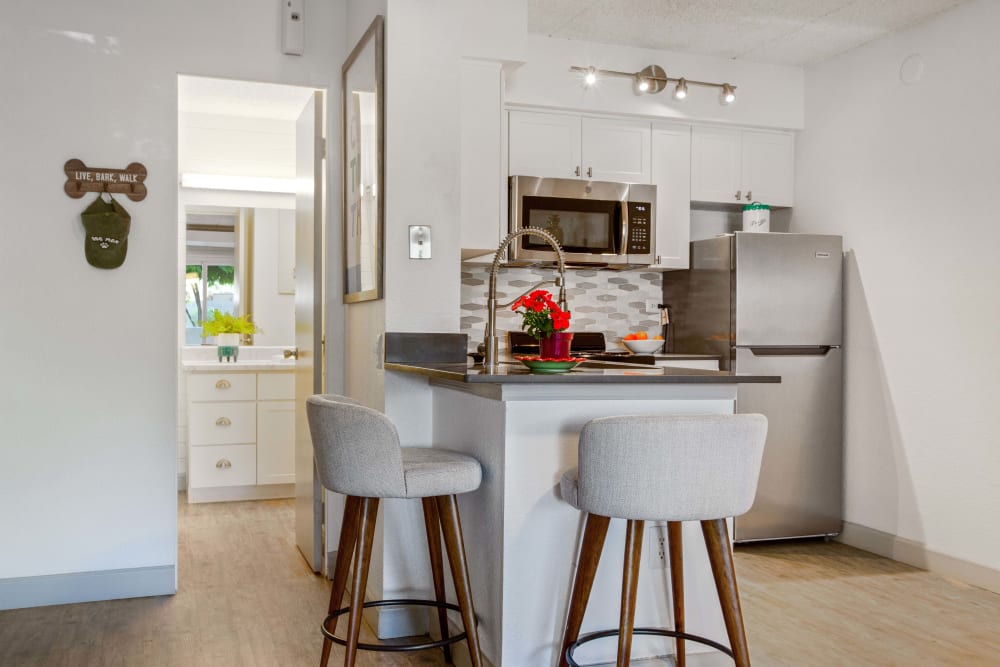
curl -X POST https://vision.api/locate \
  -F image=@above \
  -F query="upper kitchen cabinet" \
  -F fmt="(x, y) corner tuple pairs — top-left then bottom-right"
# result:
(691, 127), (794, 207)
(650, 123), (692, 270)
(509, 110), (651, 183)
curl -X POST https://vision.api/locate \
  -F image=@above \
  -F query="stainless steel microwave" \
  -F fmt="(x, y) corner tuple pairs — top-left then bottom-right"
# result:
(509, 176), (656, 267)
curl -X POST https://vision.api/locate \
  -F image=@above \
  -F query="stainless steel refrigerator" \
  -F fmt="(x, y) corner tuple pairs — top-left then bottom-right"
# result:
(664, 232), (843, 542)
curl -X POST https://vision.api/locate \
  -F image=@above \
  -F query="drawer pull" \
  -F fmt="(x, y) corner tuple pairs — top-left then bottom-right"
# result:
(215, 379), (232, 389)
(215, 417), (232, 427)
(215, 458), (232, 469)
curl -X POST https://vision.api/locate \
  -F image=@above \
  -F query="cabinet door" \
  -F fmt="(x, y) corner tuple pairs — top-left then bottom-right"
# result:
(257, 400), (295, 485)
(650, 124), (691, 269)
(508, 110), (581, 179)
(740, 130), (794, 207)
(461, 60), (505, 253)
(691, 126), (741, 204)
(581, 117), (651, 183)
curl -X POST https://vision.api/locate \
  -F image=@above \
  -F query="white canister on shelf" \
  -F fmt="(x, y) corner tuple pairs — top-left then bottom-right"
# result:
(742, 202), (771, 232)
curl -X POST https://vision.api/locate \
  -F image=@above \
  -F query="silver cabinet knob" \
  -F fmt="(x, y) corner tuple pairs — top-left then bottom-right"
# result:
(587, 167), (593, 177)
(574, 165), (581, 177)
(215, 458), (232, 469)
(734, 190), (741, 200)
(215, 417), (232, 427)
(215, 379), (231, 389)
(746, 190), (753, 201)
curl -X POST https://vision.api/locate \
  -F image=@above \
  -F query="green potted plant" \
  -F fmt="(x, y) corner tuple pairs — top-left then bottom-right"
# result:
(201, 310), (261, 362)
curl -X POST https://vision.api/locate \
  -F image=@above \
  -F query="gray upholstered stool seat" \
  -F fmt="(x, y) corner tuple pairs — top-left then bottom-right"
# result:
(558, 413), (768, 667)
(306, 394), (485, 667)
(400, 447), (482, 498)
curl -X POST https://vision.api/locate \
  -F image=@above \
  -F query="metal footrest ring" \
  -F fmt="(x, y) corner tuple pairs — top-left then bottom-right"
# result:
(321, 598), (470, 652)
(566, 627), (735, 666)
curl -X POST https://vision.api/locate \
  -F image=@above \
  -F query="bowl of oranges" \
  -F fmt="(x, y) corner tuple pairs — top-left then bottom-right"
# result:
(622, 331), (664, 354)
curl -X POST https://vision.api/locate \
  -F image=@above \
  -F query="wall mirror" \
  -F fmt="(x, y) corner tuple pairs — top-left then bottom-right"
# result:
(183, 206), (296, 346)
(342, 15), (385, 303)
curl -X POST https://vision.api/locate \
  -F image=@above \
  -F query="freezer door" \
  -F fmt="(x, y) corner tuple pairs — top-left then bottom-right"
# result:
(734, 346), (843, 541)
(735, 233), (842, 346)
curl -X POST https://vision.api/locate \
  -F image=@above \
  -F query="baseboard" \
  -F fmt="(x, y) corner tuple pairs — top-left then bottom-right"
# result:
(186, 483), (294, 504)
(0, 564), (176, 611)
(838, 521), (1000, 595)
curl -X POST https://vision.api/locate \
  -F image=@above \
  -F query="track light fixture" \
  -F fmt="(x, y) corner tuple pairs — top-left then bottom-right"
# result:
(674, 77), (688, 100)
(573, 64), (737, 105)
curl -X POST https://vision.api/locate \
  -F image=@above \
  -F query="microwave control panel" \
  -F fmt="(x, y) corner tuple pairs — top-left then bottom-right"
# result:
(625, 202), (652, 254)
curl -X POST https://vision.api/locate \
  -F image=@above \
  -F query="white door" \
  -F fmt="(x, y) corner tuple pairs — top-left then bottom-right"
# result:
(650, 123), (691, 269)
(508, 110), (581, 178)
(294, 91), (325, 572)
(582, 116), (651, 183)
(740, 130), (795, 207)
(691, 126), (741, 204)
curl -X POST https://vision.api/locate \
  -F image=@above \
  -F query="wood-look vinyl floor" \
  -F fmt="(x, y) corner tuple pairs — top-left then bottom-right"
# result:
(0, 497), (997, 666)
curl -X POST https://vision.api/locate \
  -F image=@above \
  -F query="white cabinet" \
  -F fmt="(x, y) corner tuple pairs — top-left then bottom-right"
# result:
(508, 111), (651, 183)
(691, 127), (794, 207)
(649, 123), (692, 270)
(187, 370), (295, 503)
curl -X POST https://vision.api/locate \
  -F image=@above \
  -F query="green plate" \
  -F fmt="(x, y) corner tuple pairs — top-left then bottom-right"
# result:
(515, 356), (584, 374)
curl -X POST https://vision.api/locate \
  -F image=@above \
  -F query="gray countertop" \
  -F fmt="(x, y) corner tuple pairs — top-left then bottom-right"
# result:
(384, 359), (778, 384)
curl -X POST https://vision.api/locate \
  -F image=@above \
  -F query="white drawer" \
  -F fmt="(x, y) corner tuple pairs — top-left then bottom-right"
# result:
(189, 444), (256, 488)
(188, 373), (256, 402)
(189, 401), (257, 445)
(258, 372), (294, 400)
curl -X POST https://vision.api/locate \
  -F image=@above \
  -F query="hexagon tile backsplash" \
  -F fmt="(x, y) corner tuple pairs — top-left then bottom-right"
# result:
(460, 266), (663, 352)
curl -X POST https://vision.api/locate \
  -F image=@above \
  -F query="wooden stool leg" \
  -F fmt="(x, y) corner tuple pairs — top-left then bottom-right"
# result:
(344, 497), (379, 667)
(701, 519), (751, 667)
(321, 495), (361, 667)
(617, 519), (645, 667)
(436, 495), (483, 667)
(559, 513), (611, 667)
(422, 497), (452, 664)
(667, 521), (685, 667)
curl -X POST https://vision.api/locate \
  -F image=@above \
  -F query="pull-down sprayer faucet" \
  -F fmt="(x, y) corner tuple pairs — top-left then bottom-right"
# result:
(482, 228), (568, 372)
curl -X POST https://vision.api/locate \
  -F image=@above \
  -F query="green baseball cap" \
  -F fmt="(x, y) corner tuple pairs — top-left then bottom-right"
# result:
(81, 195), (131, 269)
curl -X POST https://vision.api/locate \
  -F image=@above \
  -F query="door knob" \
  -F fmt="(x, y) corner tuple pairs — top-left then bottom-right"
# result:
(283, 349), (298, 359)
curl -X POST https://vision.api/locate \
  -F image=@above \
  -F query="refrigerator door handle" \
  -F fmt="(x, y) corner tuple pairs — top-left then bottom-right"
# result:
(745, 345), (836, 356)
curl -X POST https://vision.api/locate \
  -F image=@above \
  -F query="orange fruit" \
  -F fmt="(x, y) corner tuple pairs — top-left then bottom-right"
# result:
(653, 335), (664, 340)
(636, 331), (648, 340)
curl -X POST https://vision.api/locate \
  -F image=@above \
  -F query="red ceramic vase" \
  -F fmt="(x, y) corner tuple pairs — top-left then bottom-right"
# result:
(538, 331), (574, 359)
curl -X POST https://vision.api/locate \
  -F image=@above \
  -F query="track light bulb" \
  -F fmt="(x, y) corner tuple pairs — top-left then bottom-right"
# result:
(721, 84), (736, 105)
(674, 78), (688, 100)
(633, 74), (651, 95)
(584, 67), (597, 86)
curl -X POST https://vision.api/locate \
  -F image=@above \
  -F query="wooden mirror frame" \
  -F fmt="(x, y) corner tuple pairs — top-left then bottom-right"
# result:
(342, 15), (385, 303)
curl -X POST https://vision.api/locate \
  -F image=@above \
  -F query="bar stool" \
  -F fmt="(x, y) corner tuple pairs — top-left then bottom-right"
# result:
(306, 394), (485, 667)
(557, 414), (768, 667)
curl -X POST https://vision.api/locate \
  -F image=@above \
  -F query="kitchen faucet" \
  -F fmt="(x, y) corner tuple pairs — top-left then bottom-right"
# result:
(483, 227), (568, 372)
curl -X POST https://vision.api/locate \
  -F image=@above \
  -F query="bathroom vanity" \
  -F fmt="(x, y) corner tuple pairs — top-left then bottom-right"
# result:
(182, 351), (296, 503)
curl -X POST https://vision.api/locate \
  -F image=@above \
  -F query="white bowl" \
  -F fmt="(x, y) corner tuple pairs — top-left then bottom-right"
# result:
(623, 338), (663, 354)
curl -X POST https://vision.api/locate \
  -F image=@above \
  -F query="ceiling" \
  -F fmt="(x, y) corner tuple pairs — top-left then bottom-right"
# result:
(527, 0), (966, 66)
(178, 75), (317, 119)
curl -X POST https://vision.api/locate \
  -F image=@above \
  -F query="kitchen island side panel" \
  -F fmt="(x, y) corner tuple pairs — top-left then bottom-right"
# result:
(429, 380), (737, 666)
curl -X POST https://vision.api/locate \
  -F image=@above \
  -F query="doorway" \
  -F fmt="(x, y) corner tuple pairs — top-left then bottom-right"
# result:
(176, 75), (327, 572)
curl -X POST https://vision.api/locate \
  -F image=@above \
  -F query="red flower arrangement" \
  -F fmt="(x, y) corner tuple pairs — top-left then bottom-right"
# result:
(511, 289), (571, 340)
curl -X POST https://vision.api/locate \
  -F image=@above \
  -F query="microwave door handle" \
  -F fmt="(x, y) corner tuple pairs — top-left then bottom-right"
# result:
(619, 202), (628, 254)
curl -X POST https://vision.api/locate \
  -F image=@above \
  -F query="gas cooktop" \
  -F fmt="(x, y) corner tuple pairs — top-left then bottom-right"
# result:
(507, 331), (656, 365)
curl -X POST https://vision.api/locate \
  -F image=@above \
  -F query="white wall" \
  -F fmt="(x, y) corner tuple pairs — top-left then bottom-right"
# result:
(0, 0), (344, 606)
(792, 0), (1000, 576)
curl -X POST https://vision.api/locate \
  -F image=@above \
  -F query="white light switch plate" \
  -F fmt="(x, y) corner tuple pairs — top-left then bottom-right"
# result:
(282, 0), (304, 55)
(409, 225), (431, 259)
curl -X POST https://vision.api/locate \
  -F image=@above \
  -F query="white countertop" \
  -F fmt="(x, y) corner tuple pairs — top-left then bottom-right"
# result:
(182, 360), (296, 372)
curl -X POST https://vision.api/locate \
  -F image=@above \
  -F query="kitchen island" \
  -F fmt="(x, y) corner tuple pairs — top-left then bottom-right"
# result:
(381, 352), (778, 666)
